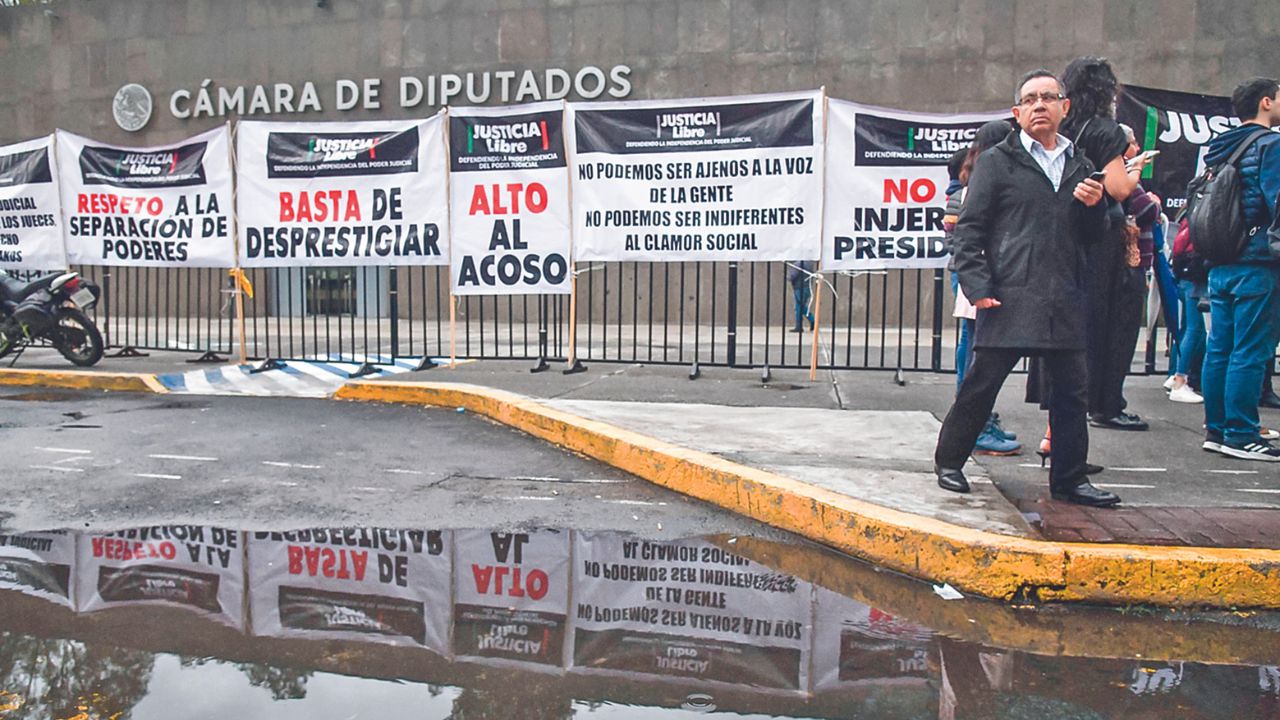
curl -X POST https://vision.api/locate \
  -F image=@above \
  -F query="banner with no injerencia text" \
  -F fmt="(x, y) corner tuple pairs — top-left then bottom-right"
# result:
(823, 100), (1010, 271)
(0, 135), (67, 271)
(568, 90), (824, 262)
(237, 116), (449, 267)
(449, 101), (572, 295)
(57, 127), (235, 268)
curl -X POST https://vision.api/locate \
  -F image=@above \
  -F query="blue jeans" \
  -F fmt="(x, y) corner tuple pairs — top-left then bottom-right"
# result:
(791, 280), (813, 329)
(952, 272), (974, 390)
(1202, 265), (1280, 445)
(1174, 279), (1206, 379)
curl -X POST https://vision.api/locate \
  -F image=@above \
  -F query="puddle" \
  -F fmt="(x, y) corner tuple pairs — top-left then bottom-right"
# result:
(0, 390), (82, 402)
(0, 525), (1278, 718)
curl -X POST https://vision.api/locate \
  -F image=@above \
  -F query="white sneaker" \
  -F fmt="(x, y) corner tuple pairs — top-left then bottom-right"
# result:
(1163, 376), (1177, 391)
(1262, 427), (1280, 441)
(1220, 440), (1280, 462)
(1168, 384), (1203, 403)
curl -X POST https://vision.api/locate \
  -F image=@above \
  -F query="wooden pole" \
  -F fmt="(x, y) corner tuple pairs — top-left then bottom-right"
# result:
(810, 90), (830, 382)
(563, 102), (579, 368)
(809, 266), (822, 381)
(449, 293), (457, 368)
(227, 121), (248, 364)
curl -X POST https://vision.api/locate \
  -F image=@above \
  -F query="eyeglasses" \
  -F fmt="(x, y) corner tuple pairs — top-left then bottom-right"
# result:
(1018, 92), (1064, 107)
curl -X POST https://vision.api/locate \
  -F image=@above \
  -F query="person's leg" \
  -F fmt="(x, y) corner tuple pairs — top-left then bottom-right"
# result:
(1099, 268), (1146, 417)
(1202, 268), (1235, 443)
(1175, 280), (1207, 378)
(1222, 267), (1278, 446)
(952, 272), (971, 389)
(1085, 240), (1121, 415)
(935, 348), (1021, 469)
(1043, 350), (1090, 489)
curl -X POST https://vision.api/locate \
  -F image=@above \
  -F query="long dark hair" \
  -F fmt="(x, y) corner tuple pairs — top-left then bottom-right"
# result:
(1060, 56), (1118, 137)
(961, 119), (1015, 182)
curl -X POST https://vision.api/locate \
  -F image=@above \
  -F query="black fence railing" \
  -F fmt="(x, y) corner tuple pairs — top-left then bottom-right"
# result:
(4, 264), (1175, 375)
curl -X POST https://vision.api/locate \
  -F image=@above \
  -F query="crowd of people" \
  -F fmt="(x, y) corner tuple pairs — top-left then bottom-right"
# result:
(932, 58), (1280, 507)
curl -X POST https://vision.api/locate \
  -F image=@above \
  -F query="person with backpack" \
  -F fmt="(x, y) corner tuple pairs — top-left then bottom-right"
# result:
(1198, 77), (1280, 461)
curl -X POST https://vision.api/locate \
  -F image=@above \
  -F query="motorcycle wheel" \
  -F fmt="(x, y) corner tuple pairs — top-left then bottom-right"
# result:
(52, 308), (103, 367)
(0, 332), (12, 361)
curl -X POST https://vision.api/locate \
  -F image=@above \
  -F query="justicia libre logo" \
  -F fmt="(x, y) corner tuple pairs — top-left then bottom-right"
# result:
(114, 151), (177, 178)
(308, 136), (380, 162)
(904, 126), (975, 153)
(656, 111), (721, 139)
(467, 120), (549, 153)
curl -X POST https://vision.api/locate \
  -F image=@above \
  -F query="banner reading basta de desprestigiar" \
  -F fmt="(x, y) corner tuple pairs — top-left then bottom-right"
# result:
(567, 90), (824, 262)
(822, 100), (1010, 271)
(1116, 85), (1239, 217)
(0, 135), (67, 271)
(237, 115), (449, 268)
(449, 101), (572, 295)
(57, 126), (235, 267)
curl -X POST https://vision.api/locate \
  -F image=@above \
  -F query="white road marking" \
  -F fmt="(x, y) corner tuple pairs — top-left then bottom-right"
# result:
(275, 481), (300, 487)
(1110, 467), (1167, 473)
(29, 464), (84, 473)
(495, 495), (557, 502)
(607, 499), (669, 506)
(148, 454), (218, 462)
(353, 486), (394, 492)
(1017, 463), (1047, 469)
(134, 473), (181, 480)
(53, 456), (92, 465)
(385, 468), (424, 475)
(1209, 469), (1260, 475)
(1092, 483), (1157, 489)
(262, 461), (322, 470)
(220, 366), (274, 396)
(36, 447), (91, 454)
(1235, 488), (1280, 495)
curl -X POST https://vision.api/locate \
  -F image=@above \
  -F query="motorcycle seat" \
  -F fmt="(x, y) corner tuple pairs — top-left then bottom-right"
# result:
(0, 273), (58, 302)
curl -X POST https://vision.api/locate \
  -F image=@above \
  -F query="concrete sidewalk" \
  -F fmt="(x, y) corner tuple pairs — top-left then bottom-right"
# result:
(5, 347), (1280, 607)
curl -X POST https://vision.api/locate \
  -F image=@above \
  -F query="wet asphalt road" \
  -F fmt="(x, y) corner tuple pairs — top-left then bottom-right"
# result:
(0, 386), (783, 539)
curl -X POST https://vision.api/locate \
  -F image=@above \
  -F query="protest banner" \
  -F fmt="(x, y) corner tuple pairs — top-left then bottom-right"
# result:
(823, 100), (1010, 271)
(1117, 85), (1239, 216)
(570, 533), (812, 691)
(453, 529), (571, 668)
(0, 136), (67, 271)
(811, 586), (935, 691)
(57, 127), (235, 267)
(449, 102), (572, 295)
(76, 526), (244, 629)
(567, 90), (824, 262)
(247, 528), (450, 651)
(237, 116), (450, 267)
(0, 530), (76, 607)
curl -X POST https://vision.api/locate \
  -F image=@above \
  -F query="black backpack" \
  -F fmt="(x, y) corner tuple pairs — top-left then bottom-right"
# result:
(1184, 127), (1271, 264)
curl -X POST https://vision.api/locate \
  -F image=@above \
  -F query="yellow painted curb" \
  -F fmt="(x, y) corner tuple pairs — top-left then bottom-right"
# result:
(336, 379), (1280, 609)
(0, 368), (168, 394)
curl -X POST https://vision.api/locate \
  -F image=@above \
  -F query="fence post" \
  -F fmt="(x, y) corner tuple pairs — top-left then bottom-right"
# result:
(726, 261), (739, 367)
(388, 266), (399, 360)
(930, 269), (944, 372)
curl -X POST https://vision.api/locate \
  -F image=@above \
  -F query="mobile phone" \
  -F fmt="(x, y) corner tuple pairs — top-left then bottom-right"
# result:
(1126, 149), (1160, 169)
(1088, 170), (1107, 182)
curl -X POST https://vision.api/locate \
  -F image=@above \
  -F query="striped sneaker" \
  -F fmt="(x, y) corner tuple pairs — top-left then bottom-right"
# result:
(1219, 440), (1280, 462)
(1202, 431), (1223, 453)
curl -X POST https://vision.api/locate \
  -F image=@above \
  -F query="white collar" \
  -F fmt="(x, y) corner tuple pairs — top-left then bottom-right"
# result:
(1019, 130), (1073, 157)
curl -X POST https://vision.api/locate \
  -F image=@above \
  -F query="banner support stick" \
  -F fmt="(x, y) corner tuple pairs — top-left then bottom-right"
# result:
(810, 89), (830, 382)
(449, 292), (457, 369)
(564, 268), (586, 374)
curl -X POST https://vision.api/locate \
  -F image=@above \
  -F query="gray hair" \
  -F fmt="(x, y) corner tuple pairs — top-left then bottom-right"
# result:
(1015, 69), (1066, 103)
(1118, 123), (1136, 144)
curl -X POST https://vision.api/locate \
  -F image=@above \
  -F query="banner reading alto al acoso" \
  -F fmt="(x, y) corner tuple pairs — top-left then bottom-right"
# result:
(449, 102), (572, 295)
(823, 100), (1010, 271)
(57, 127), (235, 267)
(568, 90), (824, 262)
(570, 533), (812, 691)
(0, 136), (67, 271)
(248, 528), (451, 652)
(0, 530), (76, 608)
(453, 529), (571, 668)
(76, 526), (245, 629)
(1116, 85), (1237, 216)
(237, 116), (449, 268)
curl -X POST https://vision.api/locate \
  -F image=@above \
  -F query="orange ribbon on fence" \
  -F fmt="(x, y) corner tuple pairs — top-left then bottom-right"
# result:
(228, 268), (254, 299)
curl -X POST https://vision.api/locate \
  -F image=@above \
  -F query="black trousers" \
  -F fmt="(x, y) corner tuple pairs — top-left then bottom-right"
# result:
(935, 347), (1090, 488)
(1086, 240), (1146, 418)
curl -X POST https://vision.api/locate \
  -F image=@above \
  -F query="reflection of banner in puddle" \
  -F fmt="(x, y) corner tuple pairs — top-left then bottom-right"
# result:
(812, 586), (935, 691)
(76, 526), (243, 629)
(452, 529), (570, 668)
(247, 529), (450, 652)
(0, 530), (75, 607)
(569, 533), (811, 691)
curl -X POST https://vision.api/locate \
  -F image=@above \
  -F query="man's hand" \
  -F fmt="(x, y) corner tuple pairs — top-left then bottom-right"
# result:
(1073, 178), (1105, 206)
(973, 297), (1002, 309)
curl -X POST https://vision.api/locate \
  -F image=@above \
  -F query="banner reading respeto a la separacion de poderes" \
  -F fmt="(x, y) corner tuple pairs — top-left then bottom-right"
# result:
(0, 136), (68, 271)
(237, 115), (449, 267)
(449, 101), (571, 295)
(568, 90), (824, 262)
(57, 126), (235, 268)
(823, 100), (1010, 271)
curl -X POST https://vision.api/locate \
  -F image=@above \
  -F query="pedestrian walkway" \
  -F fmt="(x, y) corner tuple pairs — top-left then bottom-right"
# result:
(153, 355), (428, 398)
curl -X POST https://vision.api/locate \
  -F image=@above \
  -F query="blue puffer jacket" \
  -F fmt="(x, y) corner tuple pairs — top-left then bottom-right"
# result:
(1203, 124), (1280, 264)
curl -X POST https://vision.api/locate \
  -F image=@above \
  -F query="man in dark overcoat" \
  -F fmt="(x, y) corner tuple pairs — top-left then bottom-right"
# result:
(934, 69), (1119, 507)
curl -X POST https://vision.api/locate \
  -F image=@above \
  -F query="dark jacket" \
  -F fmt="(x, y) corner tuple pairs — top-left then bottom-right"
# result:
(952, 132), (1108, 350)
(1203, 124), (1280, 264)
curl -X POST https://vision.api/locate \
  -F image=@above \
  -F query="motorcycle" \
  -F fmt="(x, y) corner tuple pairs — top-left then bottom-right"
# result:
(0, 271), (104, 367)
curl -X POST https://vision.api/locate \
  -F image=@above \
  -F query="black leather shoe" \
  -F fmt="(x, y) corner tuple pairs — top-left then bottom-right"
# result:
(935, 466), (970, 493)
(1261, 391), (1280, 409)
(1086, 463), (1104, 475)
(1051, 480), (1120, 507)
(1089, 413), (1149, 431)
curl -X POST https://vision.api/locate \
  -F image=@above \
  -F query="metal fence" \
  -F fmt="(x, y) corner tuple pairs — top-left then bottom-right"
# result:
(6, 263), (1174, 375)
